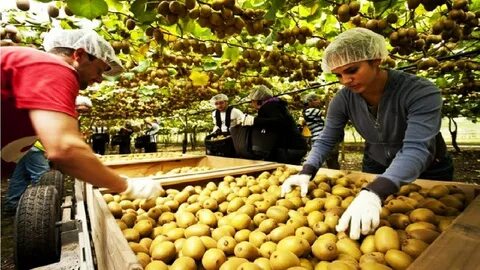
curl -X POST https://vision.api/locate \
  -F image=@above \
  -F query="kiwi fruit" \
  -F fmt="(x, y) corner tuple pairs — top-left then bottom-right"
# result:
(401, 238), (429, 258)
(234, 241), (259, 260)
(125, 19), (136, 30)
(386, 13), (398, 24)
(348, 1), (360, 16)
(270, 250), (300, 269)
(337, 4), (351, 23)
(312, 237), (337, 261)
(182, 236), (206, 260)
(202, 248), (227, 270)
(170, 257), (196, 270)
(144, 260), (168, 270)
(47, 4), (59, 18)
(136, 252), (151, 268)
(375, 226), (400, 253)
(219, 257), (249, 270)
(276, 236), (310, 257)
(385, 249), (413, 270)
(336, 238), (362, 260)
(16, 0), (30, 11)
(407, 0), (421, 9)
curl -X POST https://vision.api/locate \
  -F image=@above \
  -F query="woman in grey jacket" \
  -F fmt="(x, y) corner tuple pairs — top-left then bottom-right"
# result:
(281, 28), (453, 240)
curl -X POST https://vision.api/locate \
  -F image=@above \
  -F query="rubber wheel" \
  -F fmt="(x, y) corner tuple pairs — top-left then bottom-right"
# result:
(38, 170), (64, 198)
(14, 185), (61, 270)
(38, 170), (64, 220)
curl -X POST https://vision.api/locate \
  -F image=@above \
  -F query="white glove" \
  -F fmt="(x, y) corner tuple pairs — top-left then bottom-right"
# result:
(280, 174), (311, 197)
(336, 190), (381, 240)
(241, 114), (255, 126)
(121, 177), (164, 200)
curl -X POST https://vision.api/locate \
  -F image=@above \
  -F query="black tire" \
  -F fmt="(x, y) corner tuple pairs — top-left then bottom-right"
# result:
(14, 185), (61, 270)
(38, 170), (64, 198)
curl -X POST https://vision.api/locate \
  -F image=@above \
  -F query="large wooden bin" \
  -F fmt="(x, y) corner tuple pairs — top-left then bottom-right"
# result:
(85, 167), (480, 270)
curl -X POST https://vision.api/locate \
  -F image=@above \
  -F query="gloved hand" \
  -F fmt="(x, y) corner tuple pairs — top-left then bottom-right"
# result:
(336, 190), (381, 240)
(280, 174), (311, 197)
(241, 114), (255, 126)
(121, 177), (164, 200)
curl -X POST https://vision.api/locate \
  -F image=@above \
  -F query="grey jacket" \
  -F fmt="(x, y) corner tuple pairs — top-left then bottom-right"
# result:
(302, 69), (443, 190)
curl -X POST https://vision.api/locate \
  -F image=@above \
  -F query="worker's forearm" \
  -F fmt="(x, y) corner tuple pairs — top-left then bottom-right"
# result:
(47, 139), (127, 193)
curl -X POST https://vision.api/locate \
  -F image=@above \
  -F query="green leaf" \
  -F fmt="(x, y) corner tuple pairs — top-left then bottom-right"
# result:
(203, 61), (218, 71)
(265, 0), (286, 20)
(373, 0), (401, 16)
(66, 0), (108, 20)
(35, 0), (54, 2)
(105, 0), (124, 11)
(130, 0), (157, 23)
(131, 60), (150, 73)
(223, 46), (241, 61)
(224, 80), (236, 90)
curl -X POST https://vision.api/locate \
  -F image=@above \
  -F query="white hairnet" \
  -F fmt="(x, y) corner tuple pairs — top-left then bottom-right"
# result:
(248, 85), (273, 101)
(322, 28), (388, 73)
(43, 28), (123, 76)
(210, 94), (228, 106)
(303, 93), (320, 104)
(75, 95), (92, 107)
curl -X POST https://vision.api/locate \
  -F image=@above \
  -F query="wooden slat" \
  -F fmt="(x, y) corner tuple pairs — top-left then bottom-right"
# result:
(101, 154), (204, 166)
(87, 184), (142, 270)
(104, 155), (275, 178)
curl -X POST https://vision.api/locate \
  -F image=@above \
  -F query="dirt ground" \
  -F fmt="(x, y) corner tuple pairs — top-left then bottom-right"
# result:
(1, 146), (479, 269)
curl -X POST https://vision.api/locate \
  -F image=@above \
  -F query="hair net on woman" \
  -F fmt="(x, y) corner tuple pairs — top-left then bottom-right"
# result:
(248, 85), (273, 101)
(43, 28), (123, 76)
(210, 94), (228, 106)
(303, 93), (320, 104)
(75, 95), (92, 107)
(321, 28), (388, 73)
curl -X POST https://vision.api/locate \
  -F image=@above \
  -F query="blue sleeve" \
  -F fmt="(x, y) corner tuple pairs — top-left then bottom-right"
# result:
(381, 83), (442, 186)
(301, 92), (349, 175)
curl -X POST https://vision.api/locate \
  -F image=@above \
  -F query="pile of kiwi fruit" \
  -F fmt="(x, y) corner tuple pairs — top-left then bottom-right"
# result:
(104, 166), (468, 270)
(151, 166), (212, 177)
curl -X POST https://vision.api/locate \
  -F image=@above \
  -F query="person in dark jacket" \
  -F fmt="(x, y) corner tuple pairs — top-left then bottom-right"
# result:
(117, 122), (134, 154)
(241, 85), (307, 165)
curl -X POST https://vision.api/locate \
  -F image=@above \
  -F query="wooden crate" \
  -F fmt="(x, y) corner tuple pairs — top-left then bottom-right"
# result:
(86, 159), (283, 270)
(86, 167), (480, 270)
(102, 155), (279, 179)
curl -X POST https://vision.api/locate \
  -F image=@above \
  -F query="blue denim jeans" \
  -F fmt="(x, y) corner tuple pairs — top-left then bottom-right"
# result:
(4, 147), (50, 210)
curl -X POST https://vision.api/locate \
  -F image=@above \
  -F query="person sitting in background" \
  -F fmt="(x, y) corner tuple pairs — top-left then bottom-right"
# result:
(210, 94), (244, 135)
(303, 93), (340, 169)
(4, 95), (93, 213)
(1, 28), (163, 206)
(144, 118), (160, 153)
(91, 120), (109, 155)
(241, 85), (308, 165)
(205, 94), (243, 157)
(281, 28), (453, 240)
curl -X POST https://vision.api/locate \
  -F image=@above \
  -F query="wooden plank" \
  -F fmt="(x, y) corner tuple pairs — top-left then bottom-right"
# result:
(104, 155), (276, 178)
(101, 154), (205, 166)
(87, 184), (142, 270)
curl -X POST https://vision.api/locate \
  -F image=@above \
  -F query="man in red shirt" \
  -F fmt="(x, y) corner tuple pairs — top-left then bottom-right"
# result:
(1, 29), (162, 201)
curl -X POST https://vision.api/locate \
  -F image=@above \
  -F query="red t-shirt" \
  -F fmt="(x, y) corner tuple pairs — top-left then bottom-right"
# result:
(1, 47), (80, 176)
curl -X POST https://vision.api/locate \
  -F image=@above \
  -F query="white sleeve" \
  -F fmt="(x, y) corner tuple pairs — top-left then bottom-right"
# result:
(231, 108), (244, 123)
